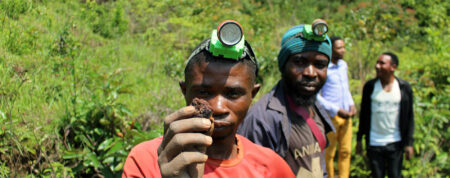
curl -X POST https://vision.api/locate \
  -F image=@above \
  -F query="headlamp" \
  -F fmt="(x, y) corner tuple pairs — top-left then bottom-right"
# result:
(186, 20), (258, 76)
(209, 20), (245, 59)
(312, 19), (328, 36)
(303, 19), (329, 41)
(218, 20), (243, 46)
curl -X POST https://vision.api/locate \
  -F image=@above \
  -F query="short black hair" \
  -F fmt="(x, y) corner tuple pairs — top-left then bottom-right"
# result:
(382, 51), (399, 66)
(330, 36), (342, 46)
(184, 50), (258, 84)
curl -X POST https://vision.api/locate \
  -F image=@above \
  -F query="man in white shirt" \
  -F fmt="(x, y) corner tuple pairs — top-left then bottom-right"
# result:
(356, 52), (414, 178)
(317, 36), (356, 178)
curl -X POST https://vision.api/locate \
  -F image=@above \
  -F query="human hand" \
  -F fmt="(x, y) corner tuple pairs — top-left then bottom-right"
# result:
(157, 106), (213, 178)
(356, 141), (363, 155)
(349, 105), (357, 117)
(404, 146), (414, 160)
(337, 109), (351, 119)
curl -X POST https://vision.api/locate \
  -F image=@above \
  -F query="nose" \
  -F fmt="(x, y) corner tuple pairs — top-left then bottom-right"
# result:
(208, 95), (229, 119)
(302, 65), (317, 78)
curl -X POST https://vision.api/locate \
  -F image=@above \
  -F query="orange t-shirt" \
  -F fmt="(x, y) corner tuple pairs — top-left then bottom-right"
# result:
(123, 134), (295, 178)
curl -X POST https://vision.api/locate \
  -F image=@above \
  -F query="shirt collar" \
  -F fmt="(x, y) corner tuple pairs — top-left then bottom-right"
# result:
(328, 59), (342, 68)
(267, 81), (288, 114)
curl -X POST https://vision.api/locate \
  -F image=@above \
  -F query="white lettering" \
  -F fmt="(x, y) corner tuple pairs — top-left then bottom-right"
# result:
(293, 142), (321, 158)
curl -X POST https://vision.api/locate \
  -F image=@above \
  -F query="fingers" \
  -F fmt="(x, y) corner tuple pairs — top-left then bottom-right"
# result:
(404, 146), (414, 160)
(164, 106), (196, 130)
(160, 133), (212, 162)
(338, 109), (350, 118)
(158, 106), (214, 177)
(161, 118), (212, 149)
(166, 118), (212, 138)
(159, 152), (208, 177)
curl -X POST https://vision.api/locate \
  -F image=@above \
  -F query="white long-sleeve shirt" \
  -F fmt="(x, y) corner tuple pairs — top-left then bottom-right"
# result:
(317, 59), (354, 117)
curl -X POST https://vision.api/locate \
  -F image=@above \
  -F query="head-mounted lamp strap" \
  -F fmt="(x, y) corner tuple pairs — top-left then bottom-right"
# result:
(243, 40), (259, 76)
(186, 39), (258, 76)
(284, 31), (330, 45)
(187, 39), (211, 62)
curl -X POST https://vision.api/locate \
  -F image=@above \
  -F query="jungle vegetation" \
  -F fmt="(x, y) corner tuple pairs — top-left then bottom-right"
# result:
(0, 0), (448, 177)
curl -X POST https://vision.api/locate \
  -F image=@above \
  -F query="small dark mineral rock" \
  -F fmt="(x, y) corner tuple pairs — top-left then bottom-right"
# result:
(191, 98), (214, 136)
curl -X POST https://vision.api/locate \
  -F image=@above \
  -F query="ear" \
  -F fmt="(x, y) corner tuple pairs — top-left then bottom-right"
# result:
(391, 64), (397, 72)
(179, 80), (187, 96)
(251, 83), (261, 98)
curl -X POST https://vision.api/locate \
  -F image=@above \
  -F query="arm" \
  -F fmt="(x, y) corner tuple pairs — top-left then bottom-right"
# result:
(404, 83), (415, 146)
(343, 63), (357, 116)
(357, 81), (371, 154)
(404, 82), (415, 159)
(317, 91), (340, 118)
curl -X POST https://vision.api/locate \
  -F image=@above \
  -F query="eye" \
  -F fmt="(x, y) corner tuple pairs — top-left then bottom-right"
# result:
(293, 57), (306, 65)
(314, 60), (328, 69)
(196, 89), (211, 98)
(225, 89), (244, 100)
(315, 63), (326, 69)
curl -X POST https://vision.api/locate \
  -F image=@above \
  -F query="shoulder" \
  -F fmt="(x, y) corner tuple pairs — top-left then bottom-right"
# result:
(238, 135), (294, 177)
(363, 78), (378, 90)
(245, 91), (279, 122)
(395, 77), (413, 96)
(129, 137), (163, 156)
(396, 77), (412, 88)
(251, 91), (272, 110)
(123, 137), (163, 177)
(338, 59), (348, 67)
(239, 135), (276, 155)
(125, 137), (162, 165)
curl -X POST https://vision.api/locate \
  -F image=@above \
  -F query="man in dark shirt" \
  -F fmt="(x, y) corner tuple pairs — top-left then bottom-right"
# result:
(356, 52), (414, 178)
(238, 22), (335, 177)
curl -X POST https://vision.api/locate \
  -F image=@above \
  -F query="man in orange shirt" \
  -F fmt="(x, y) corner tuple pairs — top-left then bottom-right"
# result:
(122, 21), (295, 178)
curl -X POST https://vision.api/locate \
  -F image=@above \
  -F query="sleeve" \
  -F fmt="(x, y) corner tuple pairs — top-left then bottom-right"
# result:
(404, 82), (415, 146)
(317, 91), (340, 117)
(357, 82), (370, 142)
(342, 62), (355, 107)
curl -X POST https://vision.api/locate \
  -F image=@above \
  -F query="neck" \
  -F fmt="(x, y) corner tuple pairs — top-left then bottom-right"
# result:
(379, 75), (395, 87)
(331, 57), (339, 64)
(206, 134), (237, 160)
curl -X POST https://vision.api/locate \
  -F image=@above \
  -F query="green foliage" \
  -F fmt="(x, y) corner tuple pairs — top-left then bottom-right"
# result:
(0, 0), (32, 19)
(60, 69), (131, 176)
(81, 0), (128, 38)
(0, 0), (448, 177)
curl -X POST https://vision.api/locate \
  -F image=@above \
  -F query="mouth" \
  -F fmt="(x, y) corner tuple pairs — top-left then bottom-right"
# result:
(298, 82), (318, 92)
(213, 119), (232, 129)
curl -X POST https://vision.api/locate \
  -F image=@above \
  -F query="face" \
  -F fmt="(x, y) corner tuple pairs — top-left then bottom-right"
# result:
(180, 58), (260, 140)
(375, 54), (396, 78)
(283, 51), (328, 106)
(332, 40), (345, 59)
